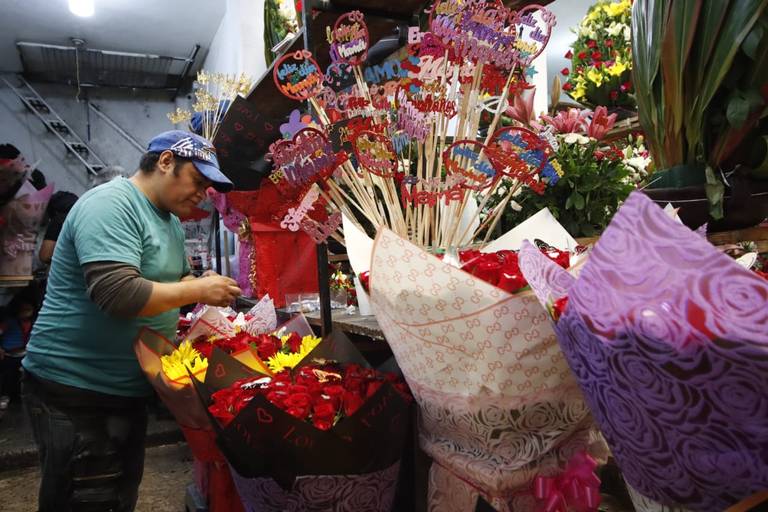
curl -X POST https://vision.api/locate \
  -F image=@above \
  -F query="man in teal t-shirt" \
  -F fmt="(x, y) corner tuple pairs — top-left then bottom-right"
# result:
(22, 131), (242, 512)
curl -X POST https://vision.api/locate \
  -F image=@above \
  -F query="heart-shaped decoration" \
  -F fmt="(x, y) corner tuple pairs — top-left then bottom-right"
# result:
(329, 10), (370, 66)
(352, 130), (398, 178)
(511, 5), (556, 66)
(442, 140), (498, 191)
(272, 50), (324, 101)
(256, 407), (273, 424)
(269, 127), (337, 189)
(214, 363), (226, 379)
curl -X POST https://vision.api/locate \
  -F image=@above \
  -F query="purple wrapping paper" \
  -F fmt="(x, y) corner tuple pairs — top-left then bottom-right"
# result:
(518, 191), (768, 512)
(228, 462), (400, 512)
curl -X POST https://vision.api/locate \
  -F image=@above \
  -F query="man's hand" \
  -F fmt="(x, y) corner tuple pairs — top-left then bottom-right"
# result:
(195, 274), (242, 308)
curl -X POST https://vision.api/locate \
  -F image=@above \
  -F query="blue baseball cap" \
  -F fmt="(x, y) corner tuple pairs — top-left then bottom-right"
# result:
(147, 130), (234, 192)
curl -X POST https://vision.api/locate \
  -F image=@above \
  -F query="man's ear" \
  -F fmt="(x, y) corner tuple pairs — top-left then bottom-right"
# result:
(157, 150), (175, 175)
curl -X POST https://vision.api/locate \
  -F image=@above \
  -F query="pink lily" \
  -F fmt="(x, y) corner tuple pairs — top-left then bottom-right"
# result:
(505, 89), (536, 126)
(540, 108), (591, 134)
(586, 106), (618, 141)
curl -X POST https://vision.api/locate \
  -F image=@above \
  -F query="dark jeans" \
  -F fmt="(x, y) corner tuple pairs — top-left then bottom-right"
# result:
(22, 372), (148, 512)
(0, 354), (23, 399)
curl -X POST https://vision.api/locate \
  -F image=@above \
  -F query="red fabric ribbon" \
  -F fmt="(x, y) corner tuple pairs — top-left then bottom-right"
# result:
(534, 451), (601, 512)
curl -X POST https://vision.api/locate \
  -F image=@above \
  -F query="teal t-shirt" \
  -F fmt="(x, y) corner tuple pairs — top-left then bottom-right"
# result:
(23, 178), (190, 397)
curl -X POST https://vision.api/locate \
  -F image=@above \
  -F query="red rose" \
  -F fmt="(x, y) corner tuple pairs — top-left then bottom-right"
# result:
(257, 337), (280, 359)
(267, 390), (288, 407)
(343, 390), (365, 416)
(605, 39), (613, 47)
(287, 406), (310, 420)
(285, 332), (303, 353)
(552, 296), (569, 322)
(564, 49), (573, 59)
(593, 61), (602, 69)
(562, 82), (573, 91)
(594, 150), (605, 161)
(284, 392), (312, 410)
(560, 67), (570, 76)
(312, 400), (337, 430)
(587, 40), (597, 48)
(577, 51), (587, 60)
(323, 384), (346, 405)
(497, 271), (527, 294)
(609, 90), (619, 100)
(366, 380), (384, 399)
(358, 271), (370, 292)
(591, 51), (602, 61)
(620, 81), (632, 92)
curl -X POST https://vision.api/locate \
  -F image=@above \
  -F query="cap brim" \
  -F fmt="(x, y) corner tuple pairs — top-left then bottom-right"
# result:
(193, 161), (234, 192)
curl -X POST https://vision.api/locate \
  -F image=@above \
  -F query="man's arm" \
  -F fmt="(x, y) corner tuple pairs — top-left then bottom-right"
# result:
(84, 262), (241, 318)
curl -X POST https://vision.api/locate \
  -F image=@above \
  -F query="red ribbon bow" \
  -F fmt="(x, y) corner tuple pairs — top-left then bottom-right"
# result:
(534, 451), (601, 512)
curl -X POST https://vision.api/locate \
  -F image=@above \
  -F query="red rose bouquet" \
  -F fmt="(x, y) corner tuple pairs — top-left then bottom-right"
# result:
(194, 331), (413, 512)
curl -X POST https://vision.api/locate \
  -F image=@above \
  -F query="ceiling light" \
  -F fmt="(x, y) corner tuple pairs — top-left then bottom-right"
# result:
(69, 0), (94, 17)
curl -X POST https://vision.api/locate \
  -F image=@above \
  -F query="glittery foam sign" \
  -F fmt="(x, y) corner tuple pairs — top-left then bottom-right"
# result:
(267, 128), (337, 190)
(488, 126), (560, 194)
(328, 10), (370, 66)
(273, 50), (324, 101)
(429, 0), (518, 70)
(442, 140), (498, 191)
(511, 5), (556, 65)
(352, 130), (398, 178)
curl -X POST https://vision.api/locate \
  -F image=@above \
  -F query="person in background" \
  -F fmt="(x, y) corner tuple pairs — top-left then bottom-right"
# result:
(38, 191), (79, 265)
(0, 290), (36, 410)
(22, 130), (241, 512)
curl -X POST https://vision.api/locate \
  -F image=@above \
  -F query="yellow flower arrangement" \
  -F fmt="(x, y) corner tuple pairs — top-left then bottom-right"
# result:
(267, 334), (323, 373)
(562, 0), (634, 109)
(161, 340), (208, 384)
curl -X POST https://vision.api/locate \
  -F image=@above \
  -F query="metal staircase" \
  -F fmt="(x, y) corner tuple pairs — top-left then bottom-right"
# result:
(2, 75), (106, 176)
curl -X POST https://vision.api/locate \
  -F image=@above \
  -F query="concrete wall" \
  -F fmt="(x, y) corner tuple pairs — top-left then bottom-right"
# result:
(0, 79), (182, 196)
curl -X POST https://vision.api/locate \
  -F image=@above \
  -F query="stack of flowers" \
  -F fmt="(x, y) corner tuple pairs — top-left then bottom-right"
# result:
(562, 0), (634, 109)
(369, 217), (607, 512)
(209, 363), (410, 429)
(198, 332), (413, 512)
(134, 296), (315, 512)
(519, 191), (768, 511)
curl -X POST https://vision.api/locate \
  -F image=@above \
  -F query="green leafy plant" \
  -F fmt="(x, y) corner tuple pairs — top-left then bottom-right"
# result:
(632, 0), (768, 218)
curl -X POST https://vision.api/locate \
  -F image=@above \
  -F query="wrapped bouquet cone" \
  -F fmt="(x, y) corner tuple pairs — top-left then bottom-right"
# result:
(369, 228), (607, 512)
(193, 331), (412, 512)
(518, 191), (768, 512)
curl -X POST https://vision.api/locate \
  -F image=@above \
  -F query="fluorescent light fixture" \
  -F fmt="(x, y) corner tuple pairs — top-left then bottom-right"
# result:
(69, 0), (94, 17)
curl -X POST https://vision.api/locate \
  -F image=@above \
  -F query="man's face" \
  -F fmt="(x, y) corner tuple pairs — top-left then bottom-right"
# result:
(156, 152), (211, 216)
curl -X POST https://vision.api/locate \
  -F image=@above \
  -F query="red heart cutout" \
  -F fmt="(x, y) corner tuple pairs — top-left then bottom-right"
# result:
(214, 363), (226, 379)
(256, 407), (273, 424)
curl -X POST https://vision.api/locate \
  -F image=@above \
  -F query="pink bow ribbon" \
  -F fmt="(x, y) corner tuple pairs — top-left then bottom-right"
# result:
(534, 451), (601, 512)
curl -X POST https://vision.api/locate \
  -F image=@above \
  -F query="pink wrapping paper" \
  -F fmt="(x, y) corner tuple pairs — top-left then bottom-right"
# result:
(369, 229), (607, 512)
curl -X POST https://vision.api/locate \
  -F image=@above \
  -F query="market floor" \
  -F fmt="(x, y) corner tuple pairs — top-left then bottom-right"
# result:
(0, 442), (193, 512)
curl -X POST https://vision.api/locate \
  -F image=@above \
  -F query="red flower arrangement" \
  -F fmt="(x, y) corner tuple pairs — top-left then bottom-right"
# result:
(456, 247), (570, 294)
(208, 363), (411, 430)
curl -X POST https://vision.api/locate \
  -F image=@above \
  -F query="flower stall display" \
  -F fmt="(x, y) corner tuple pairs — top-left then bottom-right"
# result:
(562, 0), (634, 109)
(519, 191), (768, 511)
(196, 331), (413, 512)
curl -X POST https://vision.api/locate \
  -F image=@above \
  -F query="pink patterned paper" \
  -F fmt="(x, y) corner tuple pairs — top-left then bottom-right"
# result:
(518, 191), (768, 512)
(0, 184), (53, 276)
(369, 229), (607, 512)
